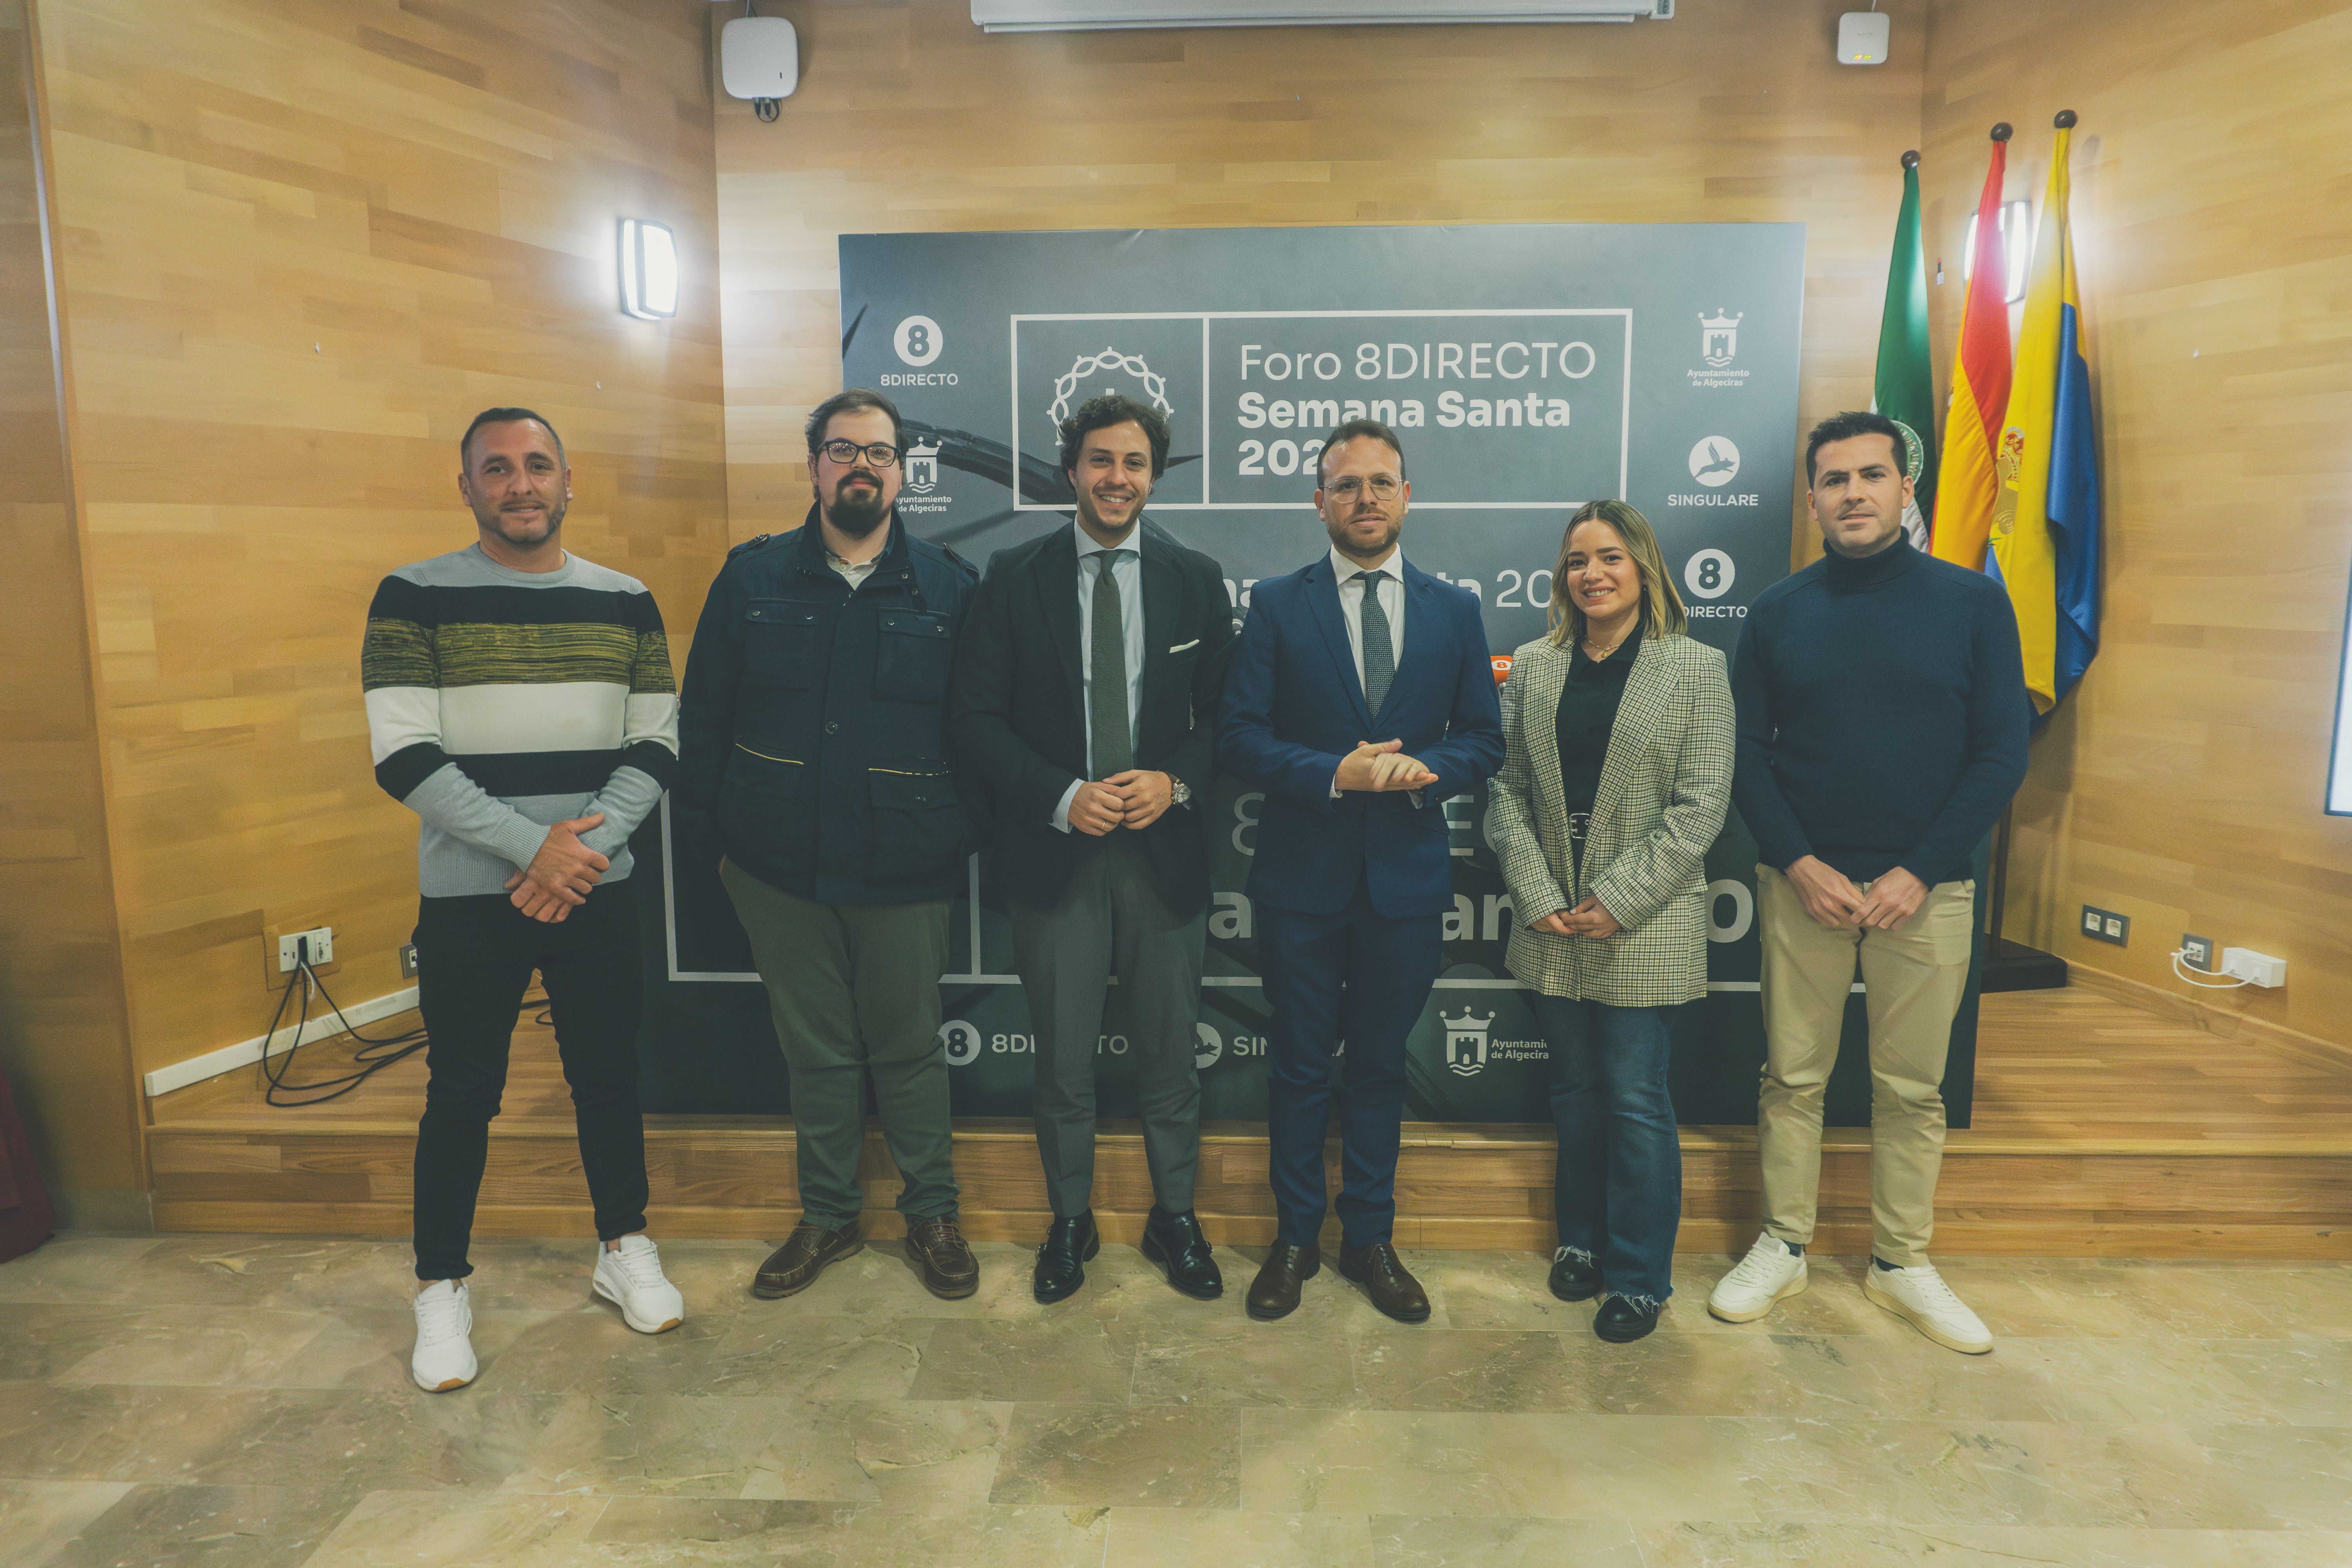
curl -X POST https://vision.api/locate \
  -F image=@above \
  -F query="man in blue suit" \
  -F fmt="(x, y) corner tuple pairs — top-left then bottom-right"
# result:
(1218, 419), (1503, 1322)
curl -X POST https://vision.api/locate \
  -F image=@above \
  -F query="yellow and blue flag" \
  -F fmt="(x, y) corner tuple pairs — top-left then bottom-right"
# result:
(1989, 112), (2102, 713)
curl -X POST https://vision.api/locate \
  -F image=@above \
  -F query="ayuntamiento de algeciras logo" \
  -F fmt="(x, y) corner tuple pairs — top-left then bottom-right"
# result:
(1688, 309), (1749, 390)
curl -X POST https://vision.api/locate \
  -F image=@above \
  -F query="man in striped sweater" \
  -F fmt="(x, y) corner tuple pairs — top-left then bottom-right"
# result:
(363, 407), (686, 1393)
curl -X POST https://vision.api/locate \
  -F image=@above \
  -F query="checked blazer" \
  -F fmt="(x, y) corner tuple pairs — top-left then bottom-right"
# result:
(1483, 630), (1735, 1007)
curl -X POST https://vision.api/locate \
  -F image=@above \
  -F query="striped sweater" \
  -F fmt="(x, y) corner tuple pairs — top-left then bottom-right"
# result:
(362, 544), (679, 898)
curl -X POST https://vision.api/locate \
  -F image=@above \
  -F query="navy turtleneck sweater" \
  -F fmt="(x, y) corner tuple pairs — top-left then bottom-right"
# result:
(1730, 532), (2030, 887)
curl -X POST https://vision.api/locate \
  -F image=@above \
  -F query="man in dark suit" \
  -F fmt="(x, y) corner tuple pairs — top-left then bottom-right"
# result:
(947, 394), (1237, 1305)
(1218, 419), (1503, 1323)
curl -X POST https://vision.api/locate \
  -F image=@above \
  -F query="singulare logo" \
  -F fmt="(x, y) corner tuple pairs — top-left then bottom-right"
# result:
(1689, 436), (1741, 487)
(1194, 1023), (1223, 1071)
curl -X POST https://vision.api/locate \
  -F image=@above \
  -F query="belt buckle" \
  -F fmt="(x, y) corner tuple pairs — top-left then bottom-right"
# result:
(1567, 811), (1592, 838)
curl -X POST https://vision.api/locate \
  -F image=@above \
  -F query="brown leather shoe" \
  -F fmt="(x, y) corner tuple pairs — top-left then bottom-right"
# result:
(1245, 1242), (1320, 1321)
(1339, 1241), (1431, 1323)
(750, 1222), (861, 1299)
(904, 1216), (980, 1300)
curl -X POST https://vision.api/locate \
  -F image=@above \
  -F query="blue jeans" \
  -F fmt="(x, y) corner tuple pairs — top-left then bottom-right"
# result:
(1534, 996), (1681, 1305)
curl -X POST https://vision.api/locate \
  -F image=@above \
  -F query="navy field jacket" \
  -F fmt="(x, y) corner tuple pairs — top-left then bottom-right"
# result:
(675, 507), (981, 906)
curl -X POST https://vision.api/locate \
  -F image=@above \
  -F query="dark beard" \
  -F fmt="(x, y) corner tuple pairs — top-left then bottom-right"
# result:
(826, 486), (890, 538)
(477, 497), (565, 544)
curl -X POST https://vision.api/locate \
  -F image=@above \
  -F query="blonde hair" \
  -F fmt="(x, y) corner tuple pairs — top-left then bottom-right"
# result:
(1544, 499), (1688, 648)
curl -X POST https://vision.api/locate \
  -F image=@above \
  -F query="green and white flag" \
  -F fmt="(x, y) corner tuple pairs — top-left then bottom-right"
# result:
(1873, 151), (1938, 549)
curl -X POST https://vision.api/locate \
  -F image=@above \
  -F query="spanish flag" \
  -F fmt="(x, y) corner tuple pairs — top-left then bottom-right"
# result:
(1992, 113), (2103, 713)
(1929, 126), (2013, 572)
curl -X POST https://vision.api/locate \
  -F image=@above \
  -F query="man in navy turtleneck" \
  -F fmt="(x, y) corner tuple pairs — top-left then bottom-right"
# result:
(1708, 410), (2028, 1355)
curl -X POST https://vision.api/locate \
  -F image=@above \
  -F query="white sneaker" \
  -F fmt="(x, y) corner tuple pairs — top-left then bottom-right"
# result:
(1864, 1260), (1993, 1354)
(1706, 1233), (1809, 1323)
(592, 1234), (686, 1334)
(411, 1279), (478, 1392)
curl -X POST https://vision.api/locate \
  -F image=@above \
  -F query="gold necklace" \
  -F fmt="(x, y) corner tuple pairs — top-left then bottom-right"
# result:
(1581, 628), (1631, 659)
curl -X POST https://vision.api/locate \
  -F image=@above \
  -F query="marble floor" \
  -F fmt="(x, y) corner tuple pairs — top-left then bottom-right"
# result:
(2, 1235), (2349, 1567)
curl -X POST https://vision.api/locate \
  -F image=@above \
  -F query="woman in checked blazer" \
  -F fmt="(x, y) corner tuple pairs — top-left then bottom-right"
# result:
(1484, 500), (1734, 1344)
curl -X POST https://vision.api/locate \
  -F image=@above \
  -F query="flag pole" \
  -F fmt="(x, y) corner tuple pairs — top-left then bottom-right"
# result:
(1976, 116), (2070, 992)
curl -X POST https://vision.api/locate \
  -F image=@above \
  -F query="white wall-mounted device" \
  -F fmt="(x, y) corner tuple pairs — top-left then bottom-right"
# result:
(722, 15), (797, 113)
(1838, 10), (1889, 64)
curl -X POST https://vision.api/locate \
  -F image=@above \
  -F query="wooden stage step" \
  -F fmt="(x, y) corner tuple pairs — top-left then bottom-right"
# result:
(145, 989), (2352, 1260)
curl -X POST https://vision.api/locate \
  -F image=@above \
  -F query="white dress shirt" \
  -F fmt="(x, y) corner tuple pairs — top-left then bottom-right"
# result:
(1052, 521), (1146, 832)
(1327, 543), (1422, 804)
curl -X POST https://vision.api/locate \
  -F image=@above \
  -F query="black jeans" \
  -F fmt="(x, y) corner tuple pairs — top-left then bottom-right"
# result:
(411, 880), (648, 1281)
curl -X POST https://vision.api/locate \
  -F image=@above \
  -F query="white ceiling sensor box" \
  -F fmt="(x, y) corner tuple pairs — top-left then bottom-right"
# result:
(1838, 11), (1889, 64)
(721, 15), (798, 100)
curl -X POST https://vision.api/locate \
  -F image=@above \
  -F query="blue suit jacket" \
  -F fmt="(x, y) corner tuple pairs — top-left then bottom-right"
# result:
(1218, 554), (1503, 919)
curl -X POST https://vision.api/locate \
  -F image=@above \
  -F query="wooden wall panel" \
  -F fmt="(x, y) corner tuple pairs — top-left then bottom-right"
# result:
(1919, 0), (2352, 1049)
(711, 0), (1931, 542)
(29, 0), (731, 1083)
(0, 0), (140, 1197)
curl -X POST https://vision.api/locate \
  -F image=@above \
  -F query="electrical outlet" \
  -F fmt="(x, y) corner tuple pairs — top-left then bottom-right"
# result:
(2222, 947), (2287, 988)
(276, 926), (333, 974)
(2181, 933), (2216, 972)
(399, 942), (419, 978)
(2080, 905), (2129, 947)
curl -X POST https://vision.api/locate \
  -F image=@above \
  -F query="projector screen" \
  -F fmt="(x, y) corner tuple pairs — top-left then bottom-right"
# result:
(2331, 561), (2352, 815)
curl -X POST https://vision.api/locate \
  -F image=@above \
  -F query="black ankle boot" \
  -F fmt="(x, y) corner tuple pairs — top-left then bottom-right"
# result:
(1594, 1292), (1661, 1343)
(1548, 1248), (1601, 1303)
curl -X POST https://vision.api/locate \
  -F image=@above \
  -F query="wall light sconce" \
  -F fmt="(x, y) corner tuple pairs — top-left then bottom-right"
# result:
(1964, 200), (2033, 304)
(619, 219), (679, 320)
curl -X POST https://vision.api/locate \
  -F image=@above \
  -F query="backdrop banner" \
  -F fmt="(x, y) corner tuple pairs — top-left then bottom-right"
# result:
(634, 224), (1984, 1129)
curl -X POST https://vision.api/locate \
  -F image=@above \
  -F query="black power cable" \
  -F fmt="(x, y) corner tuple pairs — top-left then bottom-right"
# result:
(256, 937), (548, 1108)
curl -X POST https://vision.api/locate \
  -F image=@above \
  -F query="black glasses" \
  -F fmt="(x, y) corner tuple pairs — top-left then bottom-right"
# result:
(819, 439), (902, 468)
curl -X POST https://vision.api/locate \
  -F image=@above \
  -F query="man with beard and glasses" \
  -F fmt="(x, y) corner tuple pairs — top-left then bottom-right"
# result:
(675, 389), (983, 1303)
(1709, 409), (2027, 1355)
(364, 408), (686, 1392)
(1217, 419), (1502, 1324)
(947, 394), (1237, 1305)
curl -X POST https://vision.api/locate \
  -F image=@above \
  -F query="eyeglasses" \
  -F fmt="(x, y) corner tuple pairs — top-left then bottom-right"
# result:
(819, 439), (902, 468)
(1324, 474), (1401, 501)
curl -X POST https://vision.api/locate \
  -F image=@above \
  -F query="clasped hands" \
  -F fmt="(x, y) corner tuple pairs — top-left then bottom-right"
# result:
(1335, 737), (1436, 795)
(1785, 855), (1926, 931)
(503, 813), (609, 922)
(1068, 769), (1176, 836)
(1530, 897), (1621, 941)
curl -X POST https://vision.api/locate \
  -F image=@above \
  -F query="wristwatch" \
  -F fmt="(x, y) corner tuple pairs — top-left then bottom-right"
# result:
(1168, 775), (1192, 808)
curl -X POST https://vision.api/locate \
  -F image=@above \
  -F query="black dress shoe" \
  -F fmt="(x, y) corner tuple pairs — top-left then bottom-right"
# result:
(1032, 1212), (1099, 1304)
(1245, 1242), (1320, 1321)
(1548, 1248), (1601, 1303)
(1594, 1292), (1661, 1343)
(1140, 1207), (1223, 1300)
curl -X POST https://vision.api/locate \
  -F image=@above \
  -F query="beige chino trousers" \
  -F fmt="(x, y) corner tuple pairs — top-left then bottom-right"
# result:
(1755, 865), (1975, 1266)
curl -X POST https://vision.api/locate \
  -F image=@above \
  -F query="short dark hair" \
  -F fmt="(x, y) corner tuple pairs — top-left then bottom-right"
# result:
(1804, 410), (1908, 485)
(461, 407), (564, 469)
(805, 388), (903, 455)
(1317, 418), (1407, 485)
(1059, 394), (1169, 479)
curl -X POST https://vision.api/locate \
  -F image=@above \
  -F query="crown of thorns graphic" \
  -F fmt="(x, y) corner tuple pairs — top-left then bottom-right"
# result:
(1048, 347), (1174, 426)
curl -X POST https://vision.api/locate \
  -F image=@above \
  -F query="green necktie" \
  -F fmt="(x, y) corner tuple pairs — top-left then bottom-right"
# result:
(1090, 550), (1134, 779)
(1359, 570), (1396, 716)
